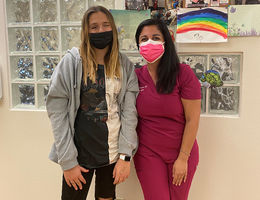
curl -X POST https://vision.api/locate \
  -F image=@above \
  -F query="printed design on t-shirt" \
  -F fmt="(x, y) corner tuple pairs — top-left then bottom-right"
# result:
(105, 77), (121, 112)
(80, 65), (108, 122)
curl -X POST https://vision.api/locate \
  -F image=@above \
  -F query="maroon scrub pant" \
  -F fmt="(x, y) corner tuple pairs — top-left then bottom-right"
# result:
(134, 145), (197, 200)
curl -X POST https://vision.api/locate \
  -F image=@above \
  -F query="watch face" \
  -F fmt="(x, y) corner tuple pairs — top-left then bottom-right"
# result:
(125, 156), (131, 161)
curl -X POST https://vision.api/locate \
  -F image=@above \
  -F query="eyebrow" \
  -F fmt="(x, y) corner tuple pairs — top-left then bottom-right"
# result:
(89, 21), (110, 26)
(89, 23), (98, 26)
(140, 34), (162, 38)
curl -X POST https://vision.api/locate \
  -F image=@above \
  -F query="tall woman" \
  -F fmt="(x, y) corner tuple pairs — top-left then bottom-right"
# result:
(134, 19), (201, 200)
(47, 6), (139, 200)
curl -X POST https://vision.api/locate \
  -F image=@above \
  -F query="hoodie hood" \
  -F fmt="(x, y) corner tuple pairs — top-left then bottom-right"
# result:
(68, 47), (81, 60)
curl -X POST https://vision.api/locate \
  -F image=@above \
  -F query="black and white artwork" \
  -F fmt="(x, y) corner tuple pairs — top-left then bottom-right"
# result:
(210, 55), (241, 83)
(209, 86), (239, 114)
(165, 53), (241, 115)
(179, 55), (207, 80)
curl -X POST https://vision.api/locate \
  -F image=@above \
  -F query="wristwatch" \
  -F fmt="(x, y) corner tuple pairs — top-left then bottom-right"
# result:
(119, 154), (131, 162)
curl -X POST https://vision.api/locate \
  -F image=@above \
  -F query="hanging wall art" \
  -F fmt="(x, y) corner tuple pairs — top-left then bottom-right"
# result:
(110, 9), (150, 51)
(228, 5), (260, 36)
(176, 7), (228, 43)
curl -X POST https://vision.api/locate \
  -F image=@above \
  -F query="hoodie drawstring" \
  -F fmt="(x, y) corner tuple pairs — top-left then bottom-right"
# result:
(73, 58), (78, 89)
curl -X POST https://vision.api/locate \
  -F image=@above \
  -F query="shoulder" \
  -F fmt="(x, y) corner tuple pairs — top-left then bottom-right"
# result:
(177, 63), (201, 91)
(178, 63), (196, 81)
(177, 63), (201, 99)
(119, 52), (134, 74)
(134, 65), (146, 78)
(119, 52), (130, 66)
(179, 63), (193, 74)
(63, 47), (79, 63)
(119, 52), (128, 61)
(52, 48), (79, 80)
(57, 48), (79, 70)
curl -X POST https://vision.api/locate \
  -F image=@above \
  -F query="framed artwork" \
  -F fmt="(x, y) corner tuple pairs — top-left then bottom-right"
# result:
(110, 9), (151, 51)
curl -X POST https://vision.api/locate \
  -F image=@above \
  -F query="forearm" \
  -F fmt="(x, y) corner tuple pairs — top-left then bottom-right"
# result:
(48, 110), (79, 170)
(118, 63), (139, 156)
(118, 92), (138, 156)
(178, 118), (199, 160)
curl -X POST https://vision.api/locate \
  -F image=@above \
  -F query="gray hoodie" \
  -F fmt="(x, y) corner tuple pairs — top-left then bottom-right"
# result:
(47, 47), (139, 170)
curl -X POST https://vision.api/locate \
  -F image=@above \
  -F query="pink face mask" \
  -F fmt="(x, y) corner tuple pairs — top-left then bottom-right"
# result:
(139, 39), (165, 64)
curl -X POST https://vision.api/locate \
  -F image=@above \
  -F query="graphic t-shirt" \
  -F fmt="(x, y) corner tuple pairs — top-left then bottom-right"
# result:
(135, 64), (201, 169)
(74, 64), (121, 169)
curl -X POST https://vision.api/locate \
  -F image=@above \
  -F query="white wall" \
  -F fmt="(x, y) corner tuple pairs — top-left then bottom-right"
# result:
(1, 0), (260, 199)
(178, 38), (260, 200)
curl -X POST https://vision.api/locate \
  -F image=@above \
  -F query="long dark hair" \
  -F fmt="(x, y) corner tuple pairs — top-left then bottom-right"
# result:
(135, 19), (180, 94)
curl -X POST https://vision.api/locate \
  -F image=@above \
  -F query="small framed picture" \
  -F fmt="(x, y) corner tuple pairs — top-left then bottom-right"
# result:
(211, 0), (220, 6)
(185, 0), (210, 7)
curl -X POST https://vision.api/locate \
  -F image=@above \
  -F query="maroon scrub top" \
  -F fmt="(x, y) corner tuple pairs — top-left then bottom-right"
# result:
(135, 64), (201, 168)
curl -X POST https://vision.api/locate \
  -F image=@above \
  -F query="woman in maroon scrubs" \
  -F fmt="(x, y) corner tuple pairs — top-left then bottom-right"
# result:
(134, 19), (201, 200)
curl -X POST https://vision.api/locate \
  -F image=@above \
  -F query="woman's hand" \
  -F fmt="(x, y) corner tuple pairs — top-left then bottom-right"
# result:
(113, 159), (130, 185)
(172, 155), (188, 186)
(64, 165), (89, 190)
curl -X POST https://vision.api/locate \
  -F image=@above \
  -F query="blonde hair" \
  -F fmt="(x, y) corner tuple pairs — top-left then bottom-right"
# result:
(80, 6), (121, 84)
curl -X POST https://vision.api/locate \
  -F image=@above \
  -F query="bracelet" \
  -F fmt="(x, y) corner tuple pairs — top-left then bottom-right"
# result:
(180, 150), (190, 157)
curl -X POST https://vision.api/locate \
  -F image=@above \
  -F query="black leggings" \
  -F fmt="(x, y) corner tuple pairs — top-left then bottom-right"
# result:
(61, 163), (116, 200)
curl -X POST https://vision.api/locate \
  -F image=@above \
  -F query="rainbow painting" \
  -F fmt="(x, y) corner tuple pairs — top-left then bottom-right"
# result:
(176, 8), (228, 43)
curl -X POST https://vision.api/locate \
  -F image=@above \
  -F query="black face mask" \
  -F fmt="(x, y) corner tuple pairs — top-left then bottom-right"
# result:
(89, 31), (113, 49)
